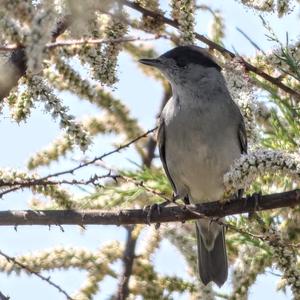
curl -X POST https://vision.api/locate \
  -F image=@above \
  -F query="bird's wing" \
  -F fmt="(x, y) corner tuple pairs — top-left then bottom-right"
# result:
(157, 119), (177, 193)
(238, 119), (248, 154)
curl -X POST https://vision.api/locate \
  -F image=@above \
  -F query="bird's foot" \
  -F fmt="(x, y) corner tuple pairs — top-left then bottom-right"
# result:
(144, 193), (182, 228)
(247, 191), (262, 219)
(143, 200), (170, 228)
(232, 188), (244, 201)
(183, 195), (190, 205)
(209, 217), (222, 227)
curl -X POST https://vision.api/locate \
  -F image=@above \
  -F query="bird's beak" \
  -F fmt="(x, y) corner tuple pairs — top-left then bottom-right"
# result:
(138, 58), (162, 68)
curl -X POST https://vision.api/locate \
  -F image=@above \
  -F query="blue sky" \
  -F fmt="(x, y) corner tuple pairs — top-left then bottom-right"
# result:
(0, 0), (298, 299)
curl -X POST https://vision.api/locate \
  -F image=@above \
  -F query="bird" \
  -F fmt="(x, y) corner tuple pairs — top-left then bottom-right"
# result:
(139, 45), (247, 287)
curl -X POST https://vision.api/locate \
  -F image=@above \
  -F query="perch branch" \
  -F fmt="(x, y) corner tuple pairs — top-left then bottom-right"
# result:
(0, 190), (298, 226)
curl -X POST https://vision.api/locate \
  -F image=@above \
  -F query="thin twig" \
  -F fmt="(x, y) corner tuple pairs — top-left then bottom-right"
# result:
(0, 249), (74, 300)
(39, 127), (157, 181)
(0, 173), (119, 189)
(120, 0), (300, 100)
(0, 128), (157, 198)
(0, 36), (165, 52)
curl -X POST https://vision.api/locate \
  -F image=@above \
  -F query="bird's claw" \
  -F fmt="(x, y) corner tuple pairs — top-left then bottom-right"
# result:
(209, 217), (221, 226)
(144, 194), (187, 228)
(143, 203), (164, 228)
(233, 188), (244, 201)
(172, 193), (180, 202)
(247, 191), (262, 219)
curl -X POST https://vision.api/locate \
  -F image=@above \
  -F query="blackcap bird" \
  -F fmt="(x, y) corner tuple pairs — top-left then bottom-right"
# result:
(139, 45), (247, 287)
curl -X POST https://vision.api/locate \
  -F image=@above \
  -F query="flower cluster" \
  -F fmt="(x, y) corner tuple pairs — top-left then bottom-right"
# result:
(66, 0), (112, 38)
(224, 149), (300, 194)
(139, 227), (161, 260)
(91, 18), (128, 86)
(27, 135), (73, 170)
(33, 184), (74, 209)
(276, 0), (293, 17)
(231, 245), (270, 299)
(0, 0), (33, 23)
(254, 101), (273, 132)
(28, 76), (91, 151)
(138, 0), (165, 34)
(223, 59), (258, 147)
(171, 0), (195, 44)
(45, 56), (143, 144)
(11, 90), (34, 122)
(236, 0), (275, 11)
(208, 12), (225, 44)
(0, 13), (24, 44)
(236, 0), (294, 16)
(72, 242), (122, 300)
(27, 114), (120, 169)
(25, 3), (56, 74)
(67, 14), (108, 67)
(0, 246), (94, 273)
(0, 242), (122, 300)
(265, 228), (300, 298)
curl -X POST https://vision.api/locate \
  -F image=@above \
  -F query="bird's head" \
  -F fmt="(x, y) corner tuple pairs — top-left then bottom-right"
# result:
(139, 45), (222, 87)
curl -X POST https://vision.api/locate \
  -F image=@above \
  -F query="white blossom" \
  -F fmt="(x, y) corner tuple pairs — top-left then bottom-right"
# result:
(223, 59), (259, 147)
(224, 149), (300, 193)
(171, 0), (195, 44)
(28, 76), (91, 151)
(25, 2), (56, 74)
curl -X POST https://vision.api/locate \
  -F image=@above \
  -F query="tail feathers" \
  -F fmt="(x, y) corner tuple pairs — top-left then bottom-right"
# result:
(196, 224), (228, 287)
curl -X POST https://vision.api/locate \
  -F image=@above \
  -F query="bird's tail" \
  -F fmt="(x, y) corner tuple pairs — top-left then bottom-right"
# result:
(196, 220), (228, 287)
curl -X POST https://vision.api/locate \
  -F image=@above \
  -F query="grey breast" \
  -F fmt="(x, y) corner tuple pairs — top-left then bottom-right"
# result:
(161, 94), (241, 203)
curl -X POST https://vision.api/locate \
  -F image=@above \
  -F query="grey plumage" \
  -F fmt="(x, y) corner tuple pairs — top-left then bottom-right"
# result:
(139, 46), (247, 287)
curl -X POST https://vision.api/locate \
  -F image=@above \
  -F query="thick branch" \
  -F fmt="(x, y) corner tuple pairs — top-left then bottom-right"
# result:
(0, 190), (298, 226)
(120, 0), (300, 100)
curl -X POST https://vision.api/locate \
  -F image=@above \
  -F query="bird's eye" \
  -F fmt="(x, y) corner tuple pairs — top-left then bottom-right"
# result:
(175, 57), (187, 68)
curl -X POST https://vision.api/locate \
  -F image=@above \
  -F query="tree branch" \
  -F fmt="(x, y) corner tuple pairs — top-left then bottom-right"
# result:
(120, 0), (300, 100)
(0, 128), (157, 199)
(0, 190), (298, 226)
(0, 36), (164, 52)
(37, 128), (157, 181)
(116, 226), (138, 300)
(0, 291), (9, 300)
